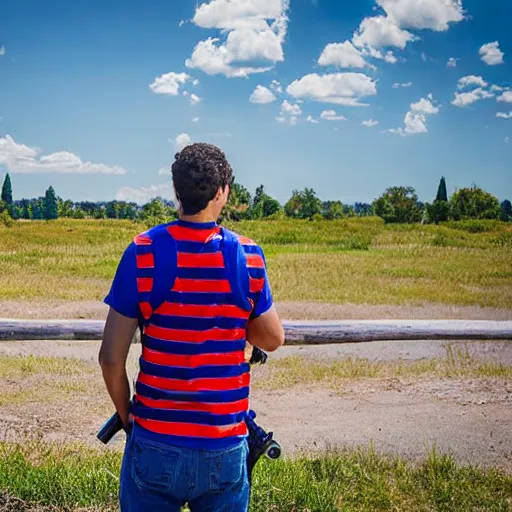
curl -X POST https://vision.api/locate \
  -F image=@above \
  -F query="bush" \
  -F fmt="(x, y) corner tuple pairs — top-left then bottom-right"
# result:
(0, 211), (13, 228)
(450, 186), (501, 221)
(373, 186), (423, 224)
(445, 220), (499, 233)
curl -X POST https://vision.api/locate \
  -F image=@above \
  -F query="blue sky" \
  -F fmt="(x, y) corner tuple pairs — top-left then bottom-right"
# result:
(1, 0), (511, 206)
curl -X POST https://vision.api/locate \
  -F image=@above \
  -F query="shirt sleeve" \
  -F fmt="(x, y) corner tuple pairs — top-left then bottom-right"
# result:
(249, 245), (274, 319)
(103, 241), (140, 319)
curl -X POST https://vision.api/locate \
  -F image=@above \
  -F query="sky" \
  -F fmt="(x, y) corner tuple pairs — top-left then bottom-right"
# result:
(1, 0), (511, 206)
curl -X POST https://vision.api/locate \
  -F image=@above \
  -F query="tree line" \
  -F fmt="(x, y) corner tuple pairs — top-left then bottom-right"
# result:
(1, 172), (511, 225)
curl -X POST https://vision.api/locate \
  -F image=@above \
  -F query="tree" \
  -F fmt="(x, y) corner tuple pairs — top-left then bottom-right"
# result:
(284, 188), (322, 220)
(436, 177), (448, 202)
(354, 203), (373, 217)
(32, 199), (44, 220)
(425, 200), (451, 224)
(449, 186), (501, 220)
(322, 201), (344, 220)
(373, 186), (423, 224)
(248, 185), (281, 219)
(1, 173), (13, 206)
(43, 186), (59, 220)
(58, 199), (74, 218)
(500, 200), (511, 222)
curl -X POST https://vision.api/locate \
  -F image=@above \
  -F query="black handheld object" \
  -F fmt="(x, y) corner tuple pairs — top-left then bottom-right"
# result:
(246, 409), (281, 482)
(97, 411), (131, 445)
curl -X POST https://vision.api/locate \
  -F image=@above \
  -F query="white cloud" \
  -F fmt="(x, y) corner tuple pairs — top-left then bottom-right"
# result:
(506, 137), (510, 144)
(185, 92), (202, 105)
(286, 72), (377, 107)
(491, 85), (504, 93)
(318, 41), (371, 69)
(320, 109), (347, 121)
(447, 57), (458, 67)
(496, 111), (512, 119)
(270, 80), (283, 93)
(0, 46), (5, 56)
(250, 85), (277, 104)
(186, 0), (290, 78)
(451, 87), (494, 107)
(306, 115), (319, 124)
(497, 91), (512, 104)
(192, 117), (200, 123)
(392, 82), (412, 88)
(376, 0), (465, 31)
(388, 95), (440, 136)
(173, 133), (192, 150)
(150, 72), (190, 96)
(457, 75), (488, 89)
(276, 99), (302, 125)
(117, 184), (173, 205)
(0, 135), (126, 174)
(479, 42), (504, 66)
(192, 79), (200, 86)
(362, 119), (379, 127)
(352, 15), (415, 49)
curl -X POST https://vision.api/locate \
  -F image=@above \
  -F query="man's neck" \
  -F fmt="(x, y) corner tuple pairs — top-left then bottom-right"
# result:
(179, 211), (217, 224)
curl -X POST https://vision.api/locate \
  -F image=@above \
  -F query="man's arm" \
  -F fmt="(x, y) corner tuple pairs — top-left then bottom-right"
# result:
(245, 245), (285, 352)
(246, 305), (284, 352)
(99, 241), (140, 427)
(98, 308), (138, 427)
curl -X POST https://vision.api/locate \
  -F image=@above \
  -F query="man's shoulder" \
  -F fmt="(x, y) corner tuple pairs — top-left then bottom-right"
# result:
(222, 227), (263, 252)
(133, 221), (178, 245)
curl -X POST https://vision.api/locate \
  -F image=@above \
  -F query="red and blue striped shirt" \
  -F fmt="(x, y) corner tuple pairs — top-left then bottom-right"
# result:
(104, 219), (273, 449)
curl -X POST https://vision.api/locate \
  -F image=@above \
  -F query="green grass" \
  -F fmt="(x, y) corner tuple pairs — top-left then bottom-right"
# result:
(255, 345), (512, 390)
(0, 440), (510, 511)
(1, 218), (511, 307)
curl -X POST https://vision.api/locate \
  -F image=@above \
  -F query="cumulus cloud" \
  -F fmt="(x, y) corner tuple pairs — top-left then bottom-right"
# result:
(496, 111), (512, 119)
(306, 115), (319, 124)
(353, 15), (415, 50)
(361, 119), (379, 127)
(186, 0), (290, 78)
(0, 46), (5, 56)
(388, 95), (440, 136)
(377, 0), (465, 31)
(286, 72), (377, 107)
(447, 57), (458, 67)
(392, 82), (412, 88)
(149, 72), (191, 95)
(189, 93), (201, 105)
(318, 41), (371, 69)
(117, 184), (173, 205)
(250, 85), (277, 104)
(451, 88), (494, 107)
(457, 75), (488, 89)
(192, 117), (200, 123)
(270, 80), (283, 93)
(497, 91), (512, 104)
(0, 135), (126, 174)
(479, 42), (504, 66)
(173, 133), (192, 150)
(320, 109), (347, 121)
(276, 99), (302, 125)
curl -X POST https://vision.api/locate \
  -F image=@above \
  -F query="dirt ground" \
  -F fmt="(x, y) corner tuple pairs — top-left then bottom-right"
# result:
(0, 339), (510, 472)
(2, 299), (511, 321)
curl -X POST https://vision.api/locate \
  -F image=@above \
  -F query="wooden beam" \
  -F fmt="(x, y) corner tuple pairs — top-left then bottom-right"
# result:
(0, 319), (511, 343)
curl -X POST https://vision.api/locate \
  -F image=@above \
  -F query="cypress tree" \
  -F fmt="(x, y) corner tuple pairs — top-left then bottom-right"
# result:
(43, 186), (59, 220)
(1, 173), (13, 205)
(436, 177), (448, 202)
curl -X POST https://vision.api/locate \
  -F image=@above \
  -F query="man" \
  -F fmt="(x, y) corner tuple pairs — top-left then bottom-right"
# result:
(99, 142), (285, 512)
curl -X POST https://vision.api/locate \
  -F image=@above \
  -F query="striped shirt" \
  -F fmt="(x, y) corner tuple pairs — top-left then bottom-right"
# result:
(104, 219), (273, 449)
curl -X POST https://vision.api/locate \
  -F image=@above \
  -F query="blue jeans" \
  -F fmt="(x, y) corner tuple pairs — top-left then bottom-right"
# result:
(119, 425), (250, 512)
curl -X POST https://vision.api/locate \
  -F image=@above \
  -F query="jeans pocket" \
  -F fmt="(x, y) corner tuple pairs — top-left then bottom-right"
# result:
(208, 441), (247, 493)
(130, 437), (180, 493)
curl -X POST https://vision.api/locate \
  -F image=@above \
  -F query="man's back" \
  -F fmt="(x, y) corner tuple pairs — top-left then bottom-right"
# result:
(99, 142), (284, 511)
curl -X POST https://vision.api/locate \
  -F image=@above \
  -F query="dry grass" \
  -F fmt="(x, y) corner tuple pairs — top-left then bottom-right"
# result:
(253, 345), (512, 391)
(1, 218), (511, 308)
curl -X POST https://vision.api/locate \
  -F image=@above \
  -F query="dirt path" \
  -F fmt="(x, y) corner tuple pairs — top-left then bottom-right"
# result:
(2, 299), (511, 321)
(0, 339), (510, 472)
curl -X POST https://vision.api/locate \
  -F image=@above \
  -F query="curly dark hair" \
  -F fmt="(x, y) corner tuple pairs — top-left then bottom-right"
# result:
(171, 142), (234, 215)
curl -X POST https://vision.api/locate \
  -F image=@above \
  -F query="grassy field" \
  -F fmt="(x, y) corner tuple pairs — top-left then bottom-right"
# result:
(0, 441), (510, 512)
(1, 218), (511, 308)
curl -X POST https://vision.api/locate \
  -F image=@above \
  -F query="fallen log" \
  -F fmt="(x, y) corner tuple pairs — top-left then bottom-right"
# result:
(0, 319), (511, 344)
